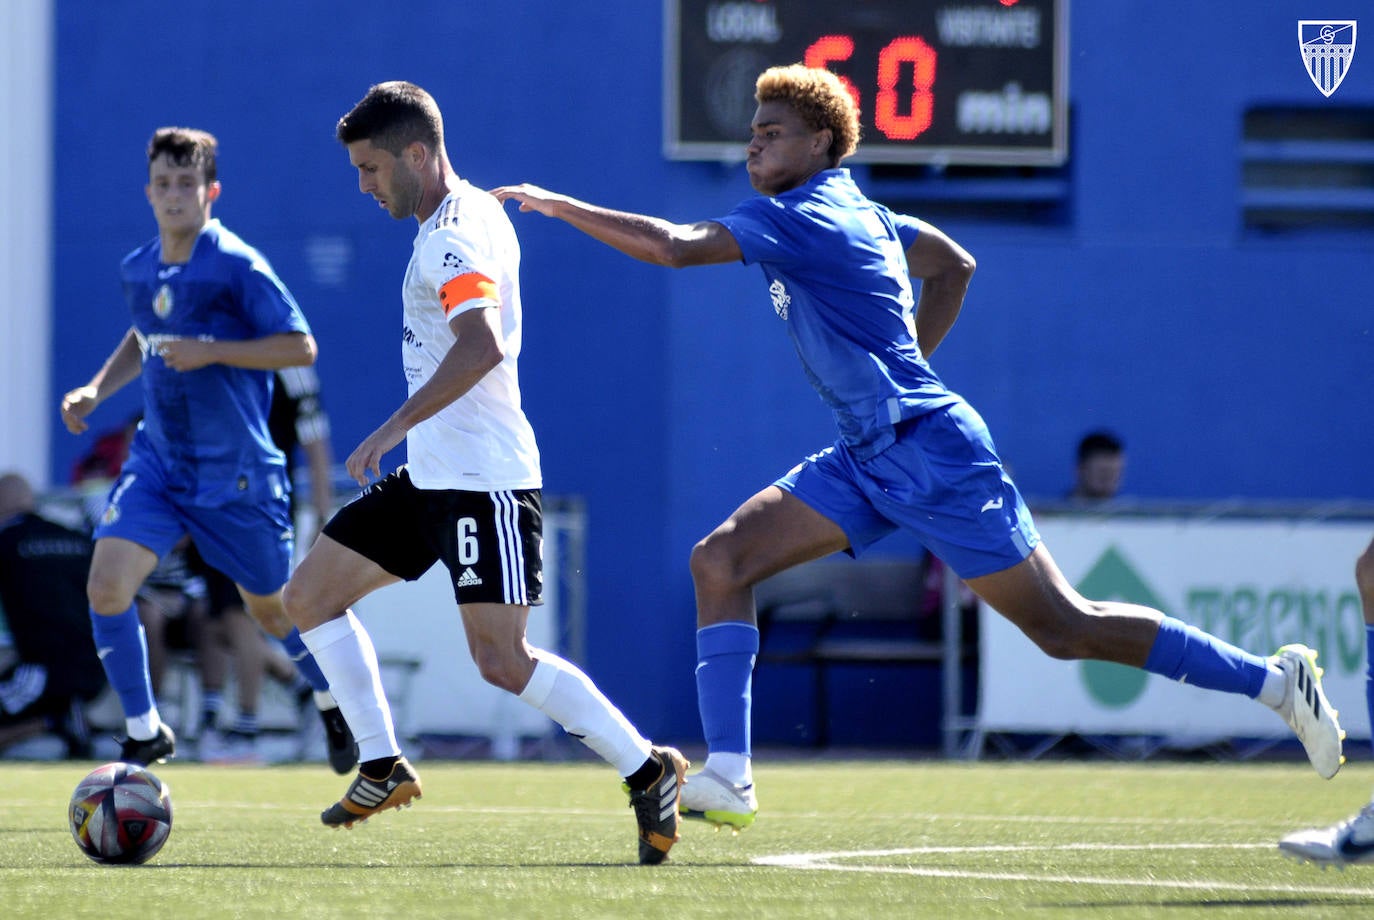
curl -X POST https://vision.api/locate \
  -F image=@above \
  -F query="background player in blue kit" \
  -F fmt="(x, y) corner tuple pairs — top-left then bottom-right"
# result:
(494, 64), (1345, 830)
(0, 472), (105, 757)
(59, 127), (348, 766)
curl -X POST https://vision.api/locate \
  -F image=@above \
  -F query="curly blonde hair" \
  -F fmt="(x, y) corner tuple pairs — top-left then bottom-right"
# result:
(755, 64), (860, 164)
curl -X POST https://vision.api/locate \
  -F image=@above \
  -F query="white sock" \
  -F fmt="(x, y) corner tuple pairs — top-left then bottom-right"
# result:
(1258, 664), (1286, 709)
(313, 689), (338, 710)
(126, 709), (161, 741)
(301, 611), (399, 763)
(518, 651), (652, 777)
(704, 752), (752, 787)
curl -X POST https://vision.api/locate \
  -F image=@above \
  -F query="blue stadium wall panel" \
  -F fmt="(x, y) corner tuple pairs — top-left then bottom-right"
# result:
(51, 2), (1374, 744)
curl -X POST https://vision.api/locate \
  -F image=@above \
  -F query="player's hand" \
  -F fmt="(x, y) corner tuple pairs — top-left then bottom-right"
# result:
(60, 386), (100, 434)
(489, 183), (565, 217)
(157, 337), (215, 372)
(345, 419), (407, 486)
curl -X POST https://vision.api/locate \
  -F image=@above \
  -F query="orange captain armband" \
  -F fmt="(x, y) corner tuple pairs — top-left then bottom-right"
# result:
(438, 272), (499, 316)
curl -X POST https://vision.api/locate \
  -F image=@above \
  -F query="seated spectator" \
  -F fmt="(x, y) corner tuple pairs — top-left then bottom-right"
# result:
(193, 364), (352, 766)
(189, 546), (315, 765)
(0, 473), (107, 756)
(134, 536), (206, 701)
(1068, 430), (1126, 503)
(131, 541), (323, 764)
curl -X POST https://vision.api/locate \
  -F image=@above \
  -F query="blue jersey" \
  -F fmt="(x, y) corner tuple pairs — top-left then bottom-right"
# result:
(715, 169), (959, 460)
(119, 218), (310, 507)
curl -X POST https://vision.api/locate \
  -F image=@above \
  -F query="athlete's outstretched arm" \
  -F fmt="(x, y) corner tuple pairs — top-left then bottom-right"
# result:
(905, 222), (976, 358)
(60, 328), (144, 434)
(158, 331), (317, 373)
(491, 183), (741, 268)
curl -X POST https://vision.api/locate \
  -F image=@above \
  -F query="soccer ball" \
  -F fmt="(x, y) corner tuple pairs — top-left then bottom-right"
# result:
(69, 762), (173, 865)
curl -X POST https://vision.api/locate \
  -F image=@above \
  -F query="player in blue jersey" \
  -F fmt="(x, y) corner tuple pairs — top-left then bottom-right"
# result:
(494, 64), (1345, 829)
(59, 127), (353, 767)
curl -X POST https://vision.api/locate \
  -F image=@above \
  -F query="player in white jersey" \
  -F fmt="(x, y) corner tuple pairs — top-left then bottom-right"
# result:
(281, 81), (687, 865)
(397, 181), (540, 492)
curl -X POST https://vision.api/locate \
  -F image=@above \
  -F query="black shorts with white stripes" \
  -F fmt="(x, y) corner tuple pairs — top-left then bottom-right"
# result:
(323, 467), (543, 606)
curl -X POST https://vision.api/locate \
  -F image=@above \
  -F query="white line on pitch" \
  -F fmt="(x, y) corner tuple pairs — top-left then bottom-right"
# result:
(753, 846), (1374, 896)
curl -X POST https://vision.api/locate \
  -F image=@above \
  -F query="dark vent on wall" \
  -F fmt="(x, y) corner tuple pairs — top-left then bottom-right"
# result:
(863, 162), (1072, 226)
(1242, 106), (1374, 232)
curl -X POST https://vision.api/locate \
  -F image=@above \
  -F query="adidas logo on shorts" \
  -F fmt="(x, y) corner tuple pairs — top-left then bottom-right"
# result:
(457, 567), (483, 588)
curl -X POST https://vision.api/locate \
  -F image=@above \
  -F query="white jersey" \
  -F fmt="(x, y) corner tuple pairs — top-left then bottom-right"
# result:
(400, 181), (541, 491)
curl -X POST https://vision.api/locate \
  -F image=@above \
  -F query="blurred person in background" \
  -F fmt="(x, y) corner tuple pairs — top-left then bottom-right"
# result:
(1068, 430), (1125, 503)
(133, 536), (205, 701)
(195, 366), (356, 770)
(0, 473), (106, 757)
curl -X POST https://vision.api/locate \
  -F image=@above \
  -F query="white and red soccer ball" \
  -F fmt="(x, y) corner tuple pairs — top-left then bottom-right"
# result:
(69, 762), (173, 865)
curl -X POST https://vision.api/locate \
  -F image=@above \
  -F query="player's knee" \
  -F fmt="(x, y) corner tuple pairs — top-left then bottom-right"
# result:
(86, 569), (134, 615)
(688, 537), (719, 587)
(280, 580), (302, 617)
(1030, 630), (1086, 661)
(280, 579), (319, 628)
(1019, 606), (1099, 661)
(472, 651), (526, 694)
(689, 533), (749, 596)
(466, 638), (530, 694)
(244, 600), (291, 639)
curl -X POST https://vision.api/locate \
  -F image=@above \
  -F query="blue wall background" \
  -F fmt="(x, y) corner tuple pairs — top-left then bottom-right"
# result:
(49, 2), (1373, 743)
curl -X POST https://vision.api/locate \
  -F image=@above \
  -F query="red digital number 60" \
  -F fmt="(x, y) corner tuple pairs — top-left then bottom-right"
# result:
(804, 34), (938, 141)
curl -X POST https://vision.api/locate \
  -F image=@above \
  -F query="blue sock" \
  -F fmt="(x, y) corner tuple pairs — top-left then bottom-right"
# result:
(695, 622), (759, 756)
(231, 712), (259, 737)
(89, 605), (156, 718)
(1365, 625), (1374, 759)
(281, 627), (330, 692)
(1143, 616), (1269, 698)
(200, 690), (224, 732)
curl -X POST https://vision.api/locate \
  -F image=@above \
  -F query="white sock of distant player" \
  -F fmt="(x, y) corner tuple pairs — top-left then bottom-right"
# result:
(300, 611), (400, 763)
(518, 651), (652, 776)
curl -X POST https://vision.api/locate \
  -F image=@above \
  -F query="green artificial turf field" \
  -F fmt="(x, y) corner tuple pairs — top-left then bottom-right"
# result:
(7, 759), (1374, 918)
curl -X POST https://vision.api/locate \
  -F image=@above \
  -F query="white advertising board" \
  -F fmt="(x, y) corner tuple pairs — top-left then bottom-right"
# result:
(978, 516), (1372, 739)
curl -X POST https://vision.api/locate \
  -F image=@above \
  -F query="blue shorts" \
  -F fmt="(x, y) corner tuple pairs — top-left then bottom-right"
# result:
(775, 399), (1039, 579)
(93, 453), (294, 597)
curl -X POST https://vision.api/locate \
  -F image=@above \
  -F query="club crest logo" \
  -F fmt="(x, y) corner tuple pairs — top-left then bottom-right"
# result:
(1299, 21), (1357, 97)
(152, 284), (174, 319)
